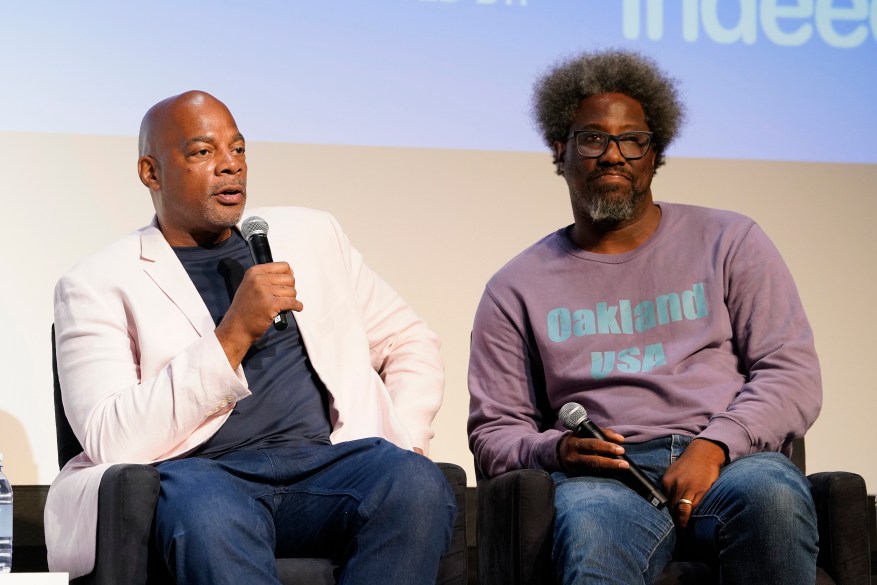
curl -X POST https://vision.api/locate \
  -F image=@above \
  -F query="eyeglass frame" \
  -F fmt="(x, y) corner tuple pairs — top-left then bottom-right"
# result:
(565, 130), (654, 160)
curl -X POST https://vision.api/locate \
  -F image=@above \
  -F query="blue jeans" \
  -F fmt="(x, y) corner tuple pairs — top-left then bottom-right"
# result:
(551, 435), (818, 585)
(152, 438), (457, 585)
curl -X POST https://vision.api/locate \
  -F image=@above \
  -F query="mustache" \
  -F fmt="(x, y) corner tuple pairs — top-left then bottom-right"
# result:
(588, 169), (633, 181)
(210, 181), (246, 195)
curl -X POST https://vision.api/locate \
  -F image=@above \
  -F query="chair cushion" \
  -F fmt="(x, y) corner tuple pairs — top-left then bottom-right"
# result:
(277, 558), (337, 585)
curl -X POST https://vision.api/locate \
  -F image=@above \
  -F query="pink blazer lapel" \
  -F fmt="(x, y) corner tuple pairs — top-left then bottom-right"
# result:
(138, 222), (214, 337)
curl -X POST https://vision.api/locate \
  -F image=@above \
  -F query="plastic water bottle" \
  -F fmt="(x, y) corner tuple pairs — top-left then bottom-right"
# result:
(0, 452), (12, 573)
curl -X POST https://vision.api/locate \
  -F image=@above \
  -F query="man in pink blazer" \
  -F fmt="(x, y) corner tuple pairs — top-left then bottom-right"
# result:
(47, 91), (454, 584)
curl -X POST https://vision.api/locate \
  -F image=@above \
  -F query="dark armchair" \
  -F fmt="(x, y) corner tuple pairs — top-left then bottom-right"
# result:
(49, 328), (468, 585)
(476, 439), (871, 585)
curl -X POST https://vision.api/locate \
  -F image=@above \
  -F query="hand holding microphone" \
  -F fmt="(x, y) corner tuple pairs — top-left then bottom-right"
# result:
(215, 217), (303, 368)
(559, 402), (668, 509)
(241, 216), (293, 331)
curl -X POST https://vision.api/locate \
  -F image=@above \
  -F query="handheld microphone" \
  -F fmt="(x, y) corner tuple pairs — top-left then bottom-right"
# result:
(559, 402), (668, 509)
(240, 216), (288, 331)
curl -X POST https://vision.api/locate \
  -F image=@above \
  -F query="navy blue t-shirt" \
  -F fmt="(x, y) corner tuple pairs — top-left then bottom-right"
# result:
(173, 231), (332, 457)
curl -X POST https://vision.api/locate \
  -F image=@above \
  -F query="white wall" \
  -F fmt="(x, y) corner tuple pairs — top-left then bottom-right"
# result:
(2, 132), (876, 489)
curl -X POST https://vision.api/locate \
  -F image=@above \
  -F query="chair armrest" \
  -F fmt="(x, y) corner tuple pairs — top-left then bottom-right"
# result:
(477, 469), (556, 585)
(808, 471), (872, 585)
(88, 464), (160, 585)
(436, 462), (468, 585)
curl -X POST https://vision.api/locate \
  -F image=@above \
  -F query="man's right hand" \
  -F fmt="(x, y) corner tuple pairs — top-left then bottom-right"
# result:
(558, 428), (630, 474)
(215, 262), (304, 368)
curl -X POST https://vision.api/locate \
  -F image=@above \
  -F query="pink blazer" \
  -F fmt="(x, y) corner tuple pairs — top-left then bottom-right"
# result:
(47, 207), (444, 578)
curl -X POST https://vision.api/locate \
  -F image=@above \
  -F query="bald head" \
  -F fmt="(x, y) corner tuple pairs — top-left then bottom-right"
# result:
(136, 90), (248, 246)
(138, 91), (232, 159)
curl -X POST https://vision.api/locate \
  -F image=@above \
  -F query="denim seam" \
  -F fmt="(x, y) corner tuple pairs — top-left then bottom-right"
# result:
(641, 514), (675, 577)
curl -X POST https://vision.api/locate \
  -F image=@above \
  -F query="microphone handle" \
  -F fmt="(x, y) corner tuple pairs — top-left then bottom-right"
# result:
(577, 418), (668, 509)
(247, 234), (289, 331)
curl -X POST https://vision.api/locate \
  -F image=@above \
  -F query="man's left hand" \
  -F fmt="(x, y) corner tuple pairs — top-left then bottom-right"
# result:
(661, 439), (727, 529)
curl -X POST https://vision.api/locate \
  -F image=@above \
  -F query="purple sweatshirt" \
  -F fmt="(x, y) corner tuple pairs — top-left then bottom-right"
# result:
(468, 203), (821, 478)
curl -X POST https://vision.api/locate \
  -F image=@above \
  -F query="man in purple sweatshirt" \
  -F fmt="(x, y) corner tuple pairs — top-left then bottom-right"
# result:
(467, 49), (821, 585)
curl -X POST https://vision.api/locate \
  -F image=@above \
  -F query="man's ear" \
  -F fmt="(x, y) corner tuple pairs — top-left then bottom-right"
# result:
(553, 141), (566, 176)
(138, 156), (160, 191)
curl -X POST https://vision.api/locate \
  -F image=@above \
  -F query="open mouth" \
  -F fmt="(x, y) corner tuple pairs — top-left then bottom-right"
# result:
(214, 185), (245, 204)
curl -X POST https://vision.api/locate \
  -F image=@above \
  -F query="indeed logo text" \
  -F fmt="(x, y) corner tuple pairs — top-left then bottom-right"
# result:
(622, 0), (877, 48)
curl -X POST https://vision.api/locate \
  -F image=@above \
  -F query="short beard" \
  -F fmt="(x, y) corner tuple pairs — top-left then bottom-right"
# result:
(204, 198), (246, 230)
(573, 183), (644, 224)
(204, 207), (244, 228)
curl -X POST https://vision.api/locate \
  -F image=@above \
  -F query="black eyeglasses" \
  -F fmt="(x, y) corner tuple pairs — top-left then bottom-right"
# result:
(566, 130), (653, 160)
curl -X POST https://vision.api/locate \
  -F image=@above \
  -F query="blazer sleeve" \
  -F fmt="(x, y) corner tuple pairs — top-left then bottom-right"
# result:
(54, 269), (251, 465)
(324, 213), (444, 452)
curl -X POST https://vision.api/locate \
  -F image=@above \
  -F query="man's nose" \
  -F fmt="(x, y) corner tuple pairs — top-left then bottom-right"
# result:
(217, 149), (243, 174)
(598, 138), (626, 165)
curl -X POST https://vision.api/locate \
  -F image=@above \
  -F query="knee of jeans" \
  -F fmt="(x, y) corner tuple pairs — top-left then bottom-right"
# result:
(373, 451), (457, 522)
(368, 456), (456, 550)
(722, 454), (816, 532)
(408, 457), (457, 510)
(553, 501), (674, 578)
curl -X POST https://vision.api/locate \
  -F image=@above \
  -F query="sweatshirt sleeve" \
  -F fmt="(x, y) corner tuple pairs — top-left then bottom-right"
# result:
(697, 223), (822, 460)
(467, 287), (564, 478)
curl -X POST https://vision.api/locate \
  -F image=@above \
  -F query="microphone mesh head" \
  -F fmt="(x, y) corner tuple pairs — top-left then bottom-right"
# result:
(558, 402), (587, 431)
(241, 216), (269, 241)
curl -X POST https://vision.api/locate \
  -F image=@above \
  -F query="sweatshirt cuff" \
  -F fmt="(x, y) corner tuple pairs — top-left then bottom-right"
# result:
(537, 429), (567, 471)
(697, 416), (753, 462)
